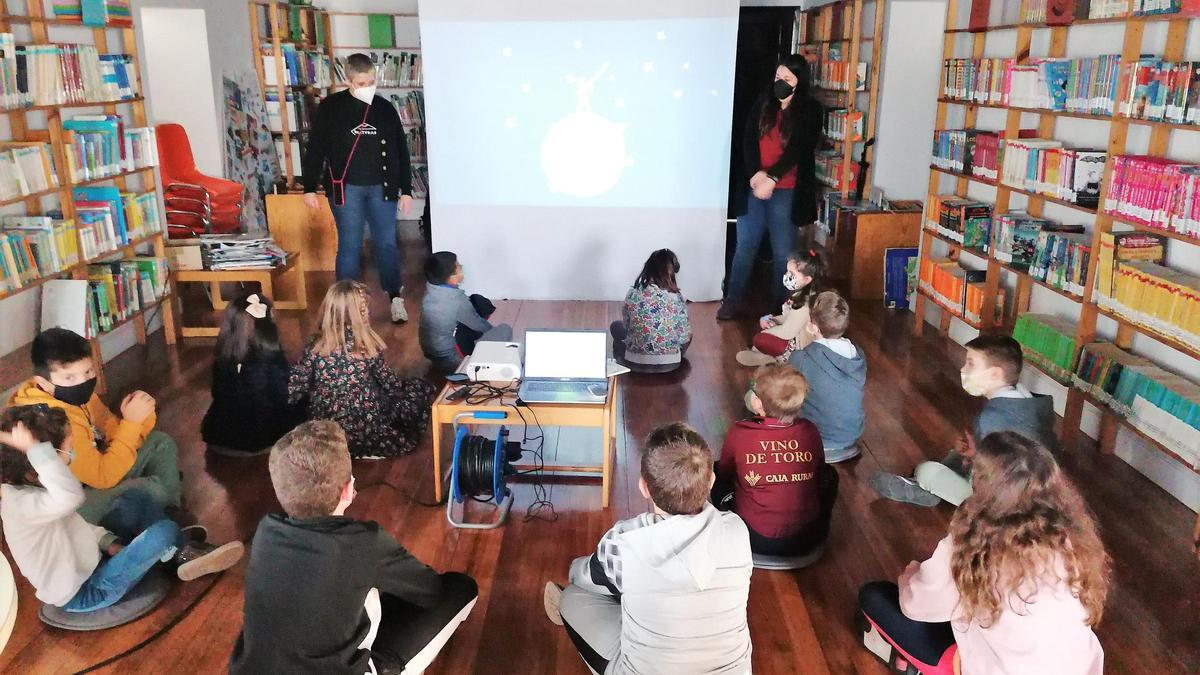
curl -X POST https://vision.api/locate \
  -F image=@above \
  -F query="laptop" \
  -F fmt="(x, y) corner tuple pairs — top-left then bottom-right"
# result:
(517, 329), (609, 404)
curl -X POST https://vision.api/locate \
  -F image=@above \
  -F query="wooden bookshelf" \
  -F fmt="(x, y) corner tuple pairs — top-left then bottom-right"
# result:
(248, 0), (336, 187)
(795, 0), (886, 199)
(914, 2), (1200, 484)
(0, 0), (177, 393)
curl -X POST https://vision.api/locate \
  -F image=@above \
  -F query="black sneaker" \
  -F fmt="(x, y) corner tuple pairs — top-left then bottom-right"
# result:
(716, 301), (739, 321)
(174, 541), (244, 581)
(869, 472), (941, 507)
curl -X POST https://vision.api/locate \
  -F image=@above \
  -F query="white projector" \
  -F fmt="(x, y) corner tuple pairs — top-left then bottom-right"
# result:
(462, 341), (522, 383)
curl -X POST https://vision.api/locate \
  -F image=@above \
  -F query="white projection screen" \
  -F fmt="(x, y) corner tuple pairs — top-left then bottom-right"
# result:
(419, 0), (739, 300)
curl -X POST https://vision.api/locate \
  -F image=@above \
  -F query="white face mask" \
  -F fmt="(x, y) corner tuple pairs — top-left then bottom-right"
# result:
(351, 85), (376, 105)
(960, 370), (990, 397)
(783, 272), (805, 292)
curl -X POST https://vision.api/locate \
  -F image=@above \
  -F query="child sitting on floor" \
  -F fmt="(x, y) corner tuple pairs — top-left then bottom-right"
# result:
(858, 432), (1108, 674)
(610, 249), (692, 373)
(0, 405), (242, 613)
(736, 248), (826, 367)
(229, 420), (478, 674)
(870, 334), (1057, 506)
(714, 364), (838, 558)
(202, 293), (302, 456)
(786, 290), (866, 463)
(419, 251), (513, 375)
(9, 328), (181, 524)
(543, 422), (753, 674)
(290, 280), (435, 459)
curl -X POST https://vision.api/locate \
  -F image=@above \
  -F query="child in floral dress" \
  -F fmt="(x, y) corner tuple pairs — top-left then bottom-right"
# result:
(611, 249), (691, 374)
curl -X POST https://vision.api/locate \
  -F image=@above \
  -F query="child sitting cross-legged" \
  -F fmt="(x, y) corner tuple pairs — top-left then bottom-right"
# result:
(419, 251), (512, 375)
(610, 249), (692, 374)
(289, 280), (436, 459)
(870, 334), (1058, 507)
(0, 405), (242, 613)
(229, 420), (478, 674)
(735, 248), (826, 367)
(714, 364), (838, 558)
(543, 422), (753, 675)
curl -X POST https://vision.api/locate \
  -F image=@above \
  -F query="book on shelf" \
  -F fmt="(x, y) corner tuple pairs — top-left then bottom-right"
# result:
(884, 247), (919, 310)
(813, 58), (867, 92)
(86, 257), (170, 336)
(262, 45), (331, 89)
(61, 116), (157, 181)
(1094, 229), (1166, 300)
(72, 185), (133, 257)
(123, 191), (164, 242)
(1013, 313), (1079, 380)
(968, 0), (993, 31)
(335, 52), (421, 88)
(0, 216), (79, 292)
(391, 91), (425, 126)
(941, 56), (1122, 117)
(1088, 0), (1131, 17)
(918, 256), (1006, 323)
(1105, 260), (1200, 345)
(926, 196), (991, 246)
(1118, 58), (1200, 124)
(1000, 139), (1105, 206)
(265, 90), (318, 134)
(1028, 230), (1091, 296)
(51, 1), (133, 27)
(991, 213), (1085, 271)
(405, 127), (426, 159)
(368, 14), (396, 48)
(825, 108), (863, 142)
(412, 165), (429, 198)
(1103, 155), (1200, 239)
(255, 3), (324, 45)
(0, 142), (59, 199)
(930, 128), (1038, 179)
(816, 150), (859, 191)
(0, 36), (138, 109)
(1075, 342), (1200, 468)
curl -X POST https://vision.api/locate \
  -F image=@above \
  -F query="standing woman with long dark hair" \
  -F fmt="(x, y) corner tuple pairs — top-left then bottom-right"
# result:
(719, 54), (822, 321)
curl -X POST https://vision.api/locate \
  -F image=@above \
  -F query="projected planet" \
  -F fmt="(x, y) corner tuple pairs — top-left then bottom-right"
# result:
(541, 62), (635, 198)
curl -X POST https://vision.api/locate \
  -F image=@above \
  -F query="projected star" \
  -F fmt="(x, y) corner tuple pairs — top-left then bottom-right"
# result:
(521, 83), (532, 93)
(501, 47), (512, 57)
(673, 89), (683, 99)
(643, 61), (654, 73)
(656, 31), (667, 40)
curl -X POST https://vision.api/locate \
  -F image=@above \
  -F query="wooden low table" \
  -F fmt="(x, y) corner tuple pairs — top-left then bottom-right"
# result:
(172, 253), (306, 338)
(430, 377), (619, 508)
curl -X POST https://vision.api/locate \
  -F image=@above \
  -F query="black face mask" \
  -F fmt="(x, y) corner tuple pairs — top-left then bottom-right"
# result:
(51, 377), (97, 407)
(773, 79), (795, 100)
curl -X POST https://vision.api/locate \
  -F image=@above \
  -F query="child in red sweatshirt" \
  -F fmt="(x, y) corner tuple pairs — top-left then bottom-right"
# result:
(714, 363), (839, 557)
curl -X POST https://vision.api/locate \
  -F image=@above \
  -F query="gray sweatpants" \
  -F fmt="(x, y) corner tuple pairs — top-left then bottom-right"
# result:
(559, 555), (621, 674)
(77, 431), (182, 524)
(914, 450), (972, 506)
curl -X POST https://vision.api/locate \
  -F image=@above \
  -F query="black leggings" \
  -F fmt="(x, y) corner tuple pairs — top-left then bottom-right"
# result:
(858, 581), (955, 669)
(455, 294), (497, 357)
(711, 463), (839, 557)
(370, 572), (479, 672)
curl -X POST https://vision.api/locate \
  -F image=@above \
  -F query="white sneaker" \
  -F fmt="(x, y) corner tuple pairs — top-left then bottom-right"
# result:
(390, 295), (408, 323)
(543, 582), (564, 626)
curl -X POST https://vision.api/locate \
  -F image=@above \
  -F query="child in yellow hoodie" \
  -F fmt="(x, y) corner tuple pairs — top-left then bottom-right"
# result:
(8, 328), (181, 524)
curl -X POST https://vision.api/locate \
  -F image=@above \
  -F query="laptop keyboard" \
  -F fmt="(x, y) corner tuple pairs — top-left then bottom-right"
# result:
(523, 382), (591, 394)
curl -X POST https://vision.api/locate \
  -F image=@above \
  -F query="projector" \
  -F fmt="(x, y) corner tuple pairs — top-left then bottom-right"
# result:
(463, 341), (522, 383)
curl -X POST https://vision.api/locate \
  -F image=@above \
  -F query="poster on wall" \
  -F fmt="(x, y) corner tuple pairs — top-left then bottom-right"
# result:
(224, 74), (280, 232)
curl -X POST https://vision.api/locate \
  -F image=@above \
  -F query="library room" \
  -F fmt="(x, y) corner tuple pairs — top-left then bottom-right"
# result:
(0, 0), (1197, 672)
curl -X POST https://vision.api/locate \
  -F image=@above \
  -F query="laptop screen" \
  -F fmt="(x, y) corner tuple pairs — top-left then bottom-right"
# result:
(523, 330), (607, 380)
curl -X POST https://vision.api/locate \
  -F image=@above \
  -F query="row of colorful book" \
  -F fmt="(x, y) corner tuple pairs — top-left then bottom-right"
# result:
(262, 45), (331, 89)
(406, 127), (426, 159)
(815, 150), (859, 191)
(1007, 56), (1122, 114)
(265, 90), (318, 134)
(1103, 155), (1200, 239)
(50, 0), (133, 27)
(1012, 313), (1079, 382)
(332, 52), (422, 88)
(392, 91), (425, 127)
(999, 139), (1105, 207)
(63, 117), (158, 182)
(1099, 260), (1200, 346)
(924, 194), (991, 246)
(930, 129), (1036, 179)
(1120, 58), (1200, 124)
(810, 48), (867, 92)
(0, 35), (138, 109)
(824, 108), (863, 142)
(0, 142), (59, 200)
(412, 165), (429, 198)
(87, 258), (170, 335)
(70, 188), (164, 260)
(1094, 229), (1167, 298)
(0, 217), (80, 293)
(255, 2), (325, 45)
(917, 256), (1006, 324)
(1073, 342), (1200, 468)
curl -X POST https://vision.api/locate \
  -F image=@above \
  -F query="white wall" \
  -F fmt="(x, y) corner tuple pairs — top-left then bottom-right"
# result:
(139, 8), (222, 175)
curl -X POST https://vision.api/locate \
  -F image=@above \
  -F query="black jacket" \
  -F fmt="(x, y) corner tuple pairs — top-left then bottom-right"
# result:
(201, 351), (302, 452)
(301, 90), (413, 201)
(734, 94), (823, 225)
(229, 514), (443, 674)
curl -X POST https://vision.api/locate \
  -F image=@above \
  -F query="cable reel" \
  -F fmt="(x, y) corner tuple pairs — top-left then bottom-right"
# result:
(447, 411), (515, 529)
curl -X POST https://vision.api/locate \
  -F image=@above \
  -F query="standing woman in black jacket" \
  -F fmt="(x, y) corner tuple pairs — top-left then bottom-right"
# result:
(302, 53), (414, 324)
(719, 54), (823, 320)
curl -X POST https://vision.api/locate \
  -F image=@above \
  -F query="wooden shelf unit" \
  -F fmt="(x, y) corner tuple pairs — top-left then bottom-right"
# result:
(248, 0), (336, 187)
(795, 0), (886, 199)
(0, 0), (177, 393)
(913, 3), (1200, 480)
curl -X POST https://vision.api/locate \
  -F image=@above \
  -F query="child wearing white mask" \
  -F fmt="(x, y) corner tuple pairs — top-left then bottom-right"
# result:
(735, 248), (827, 368)
(870, 335), (1058, 506)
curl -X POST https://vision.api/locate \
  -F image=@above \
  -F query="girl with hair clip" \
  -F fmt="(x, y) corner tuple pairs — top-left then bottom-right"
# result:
(202, 293), (302, 455)
(611, 249), (692, 374)
(735, 248), (826, 367)
(858, 431), (1110, 675)
(288, 280), (435, 459)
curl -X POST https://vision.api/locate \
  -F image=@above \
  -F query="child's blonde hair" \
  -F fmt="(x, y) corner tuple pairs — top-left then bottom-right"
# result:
(312, 280), (387, 358)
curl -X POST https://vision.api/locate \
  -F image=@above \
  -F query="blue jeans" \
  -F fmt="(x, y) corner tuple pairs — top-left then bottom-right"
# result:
(726, 188), (796, 306)
(63, 490), (180, 613)
(329, 183), (402, 297)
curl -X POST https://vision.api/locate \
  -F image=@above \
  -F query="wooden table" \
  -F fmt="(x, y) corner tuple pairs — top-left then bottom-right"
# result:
(172, 253), (306, 338)
(430, 377), (620, 508)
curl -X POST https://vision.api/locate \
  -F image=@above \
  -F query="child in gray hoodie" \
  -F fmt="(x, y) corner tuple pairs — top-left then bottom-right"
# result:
(870, 334), (1058, 506)
(543, 423), (753, 675)
(787, 290), (867, 463)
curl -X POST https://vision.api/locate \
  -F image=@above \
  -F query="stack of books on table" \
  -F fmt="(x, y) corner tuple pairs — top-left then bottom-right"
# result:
(200, 235), (289, 270)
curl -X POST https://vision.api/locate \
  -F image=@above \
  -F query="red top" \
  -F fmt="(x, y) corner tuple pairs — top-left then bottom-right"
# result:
(758, 111), (797, 189)
(716, 417), (825, 538)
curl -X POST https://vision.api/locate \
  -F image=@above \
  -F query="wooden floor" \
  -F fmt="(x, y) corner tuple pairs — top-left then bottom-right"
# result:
(1, 239), (1198, 674)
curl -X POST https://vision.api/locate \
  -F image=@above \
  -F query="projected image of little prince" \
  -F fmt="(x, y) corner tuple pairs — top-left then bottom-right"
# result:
(541, 62), (635, 198)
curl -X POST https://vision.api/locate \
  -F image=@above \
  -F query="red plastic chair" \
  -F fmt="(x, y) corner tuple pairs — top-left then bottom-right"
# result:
(155, 123), (244, 237)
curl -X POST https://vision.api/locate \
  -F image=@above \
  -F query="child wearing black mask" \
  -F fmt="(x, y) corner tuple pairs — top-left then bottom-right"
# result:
(7, 328), (182, 524)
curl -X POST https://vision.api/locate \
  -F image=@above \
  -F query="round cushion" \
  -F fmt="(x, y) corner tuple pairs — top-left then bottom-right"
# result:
(38, 569), (170, 631)
(752, 544), (826, 571)
(0, 553), (18, 653)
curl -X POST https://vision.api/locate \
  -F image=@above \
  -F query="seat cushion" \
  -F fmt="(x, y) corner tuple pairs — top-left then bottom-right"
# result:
(752, 545), (825, 570)
(38, 570), (170, 631)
